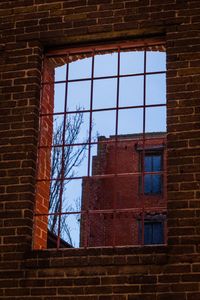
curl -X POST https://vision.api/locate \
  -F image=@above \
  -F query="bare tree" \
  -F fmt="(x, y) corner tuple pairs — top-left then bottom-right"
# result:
(48, 110), (87, 246)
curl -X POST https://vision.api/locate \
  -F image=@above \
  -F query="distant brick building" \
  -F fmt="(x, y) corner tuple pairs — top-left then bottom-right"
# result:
(81, 133), (167, 247)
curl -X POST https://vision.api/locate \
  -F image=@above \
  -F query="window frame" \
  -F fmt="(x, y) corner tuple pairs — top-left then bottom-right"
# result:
(138, 214), (166, 245)
(140, 150), (164, 195)
(33, 39), (167, 250)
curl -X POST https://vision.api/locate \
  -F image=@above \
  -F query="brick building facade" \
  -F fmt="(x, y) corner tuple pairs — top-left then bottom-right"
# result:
(81, 133), (167, 247)
(0, 1), (200, 299)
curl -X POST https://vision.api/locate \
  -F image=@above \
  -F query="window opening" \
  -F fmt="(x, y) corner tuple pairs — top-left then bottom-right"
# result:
(144, 221), (164, 245)
(33, 41), (167, 249)
(138, 215), (165, 245)
(144, 153), (162, 194)
(141, 152), (163, 194)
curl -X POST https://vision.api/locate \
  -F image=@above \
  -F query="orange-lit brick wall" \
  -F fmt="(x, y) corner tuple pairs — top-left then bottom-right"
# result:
(33, 60), (54, 249)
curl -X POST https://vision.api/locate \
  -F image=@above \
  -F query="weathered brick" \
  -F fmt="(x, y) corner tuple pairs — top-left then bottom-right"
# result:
(0, 1), (200, 299)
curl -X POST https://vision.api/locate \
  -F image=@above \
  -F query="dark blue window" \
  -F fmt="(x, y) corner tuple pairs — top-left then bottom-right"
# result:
(144, 154), (162, 194)
(144, 221), (164, 245)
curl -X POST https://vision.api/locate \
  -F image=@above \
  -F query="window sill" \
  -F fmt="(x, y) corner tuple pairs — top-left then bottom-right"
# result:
(24, 245), (168, 269)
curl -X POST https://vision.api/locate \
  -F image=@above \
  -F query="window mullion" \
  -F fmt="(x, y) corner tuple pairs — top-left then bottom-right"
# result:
(141, 49), (147, 245)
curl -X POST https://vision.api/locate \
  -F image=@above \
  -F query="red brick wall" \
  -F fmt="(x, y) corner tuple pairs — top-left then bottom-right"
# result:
(0, 1), (200, 299)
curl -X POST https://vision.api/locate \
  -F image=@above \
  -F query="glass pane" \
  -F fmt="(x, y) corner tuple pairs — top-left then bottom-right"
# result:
(152, 222), (164, 244)
(47, 214), (60, 248)
(94, 52), (118, 77)
(139, 221), (164, 245)
(67, 81), (91, 111)
(48, 213), (59, 239)
(54, 83), (66, 113)
(53, 115), (64, 146)
(65, 112), (89, 144)
(91, 110), (116, 141)
(59, 145), (88, 179)
(69, 56), (92, 80)
(120, 51), (144, 75)
(93, 78), (117, 109)
(144, 174), (151, 194)
(50, 147), (63, 179)
(146, 51), (166, 73)
(55, 64), (67, 82)
(60, 213), (81, 248)
(118, 108), (143, 135)
(49, 180), (61, 217)
(146, 74), (166, 105)
(119, 76), (143, 107)
(145, 107), (166, 132)
(153, 155), (162, 171)
(62, 179), (82, 212)
(144, 156), (152, 172)
(152, 175), (162, 194)
(144, 223), (152, 244)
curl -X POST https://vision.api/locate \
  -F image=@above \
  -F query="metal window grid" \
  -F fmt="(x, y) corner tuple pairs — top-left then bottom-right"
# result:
(34, 40), (167, 249)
